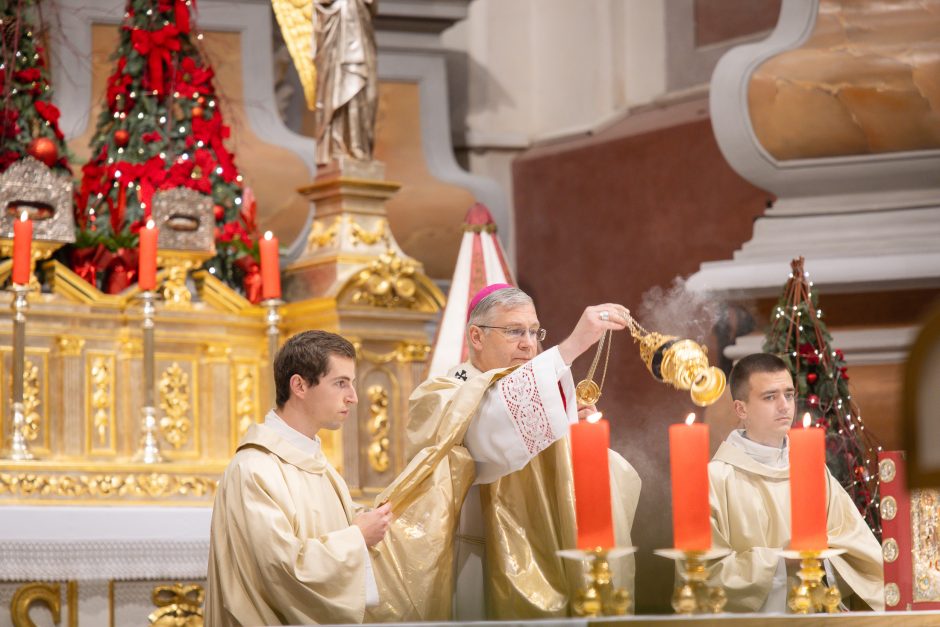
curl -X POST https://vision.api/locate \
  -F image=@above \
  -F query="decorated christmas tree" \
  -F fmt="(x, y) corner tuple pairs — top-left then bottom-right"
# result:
(74, 0), (261, 297)
(0, 0), (72, 175)
(763, 256), (882, 537)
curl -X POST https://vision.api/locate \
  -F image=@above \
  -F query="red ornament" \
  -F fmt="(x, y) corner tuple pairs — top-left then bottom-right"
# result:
(114, 129), (130, 148)
(806, 373), (818, 384)
(806, 394), (820, 407)
(27, 137), (57, 167)
(192, 106), (205, 119)
(213, 204), (224, 221)
(197, 96), (206, 106)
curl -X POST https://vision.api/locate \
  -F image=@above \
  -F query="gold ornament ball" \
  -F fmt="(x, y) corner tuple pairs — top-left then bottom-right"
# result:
(27, 137), (58, 167)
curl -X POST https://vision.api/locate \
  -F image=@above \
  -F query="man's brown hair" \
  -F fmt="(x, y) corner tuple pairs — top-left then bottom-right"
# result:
(273, 330), (356, 408)
(729, 353), (790, 401)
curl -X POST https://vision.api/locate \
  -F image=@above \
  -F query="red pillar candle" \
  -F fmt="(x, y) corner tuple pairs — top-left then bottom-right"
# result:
(669, 413), (711, 551)
(789, 413), (828, 551)
(138, 219), (158, 291)
(12, 211), (32, 286)
(570, 415), (614, 550)
(259, 231), (281, 300)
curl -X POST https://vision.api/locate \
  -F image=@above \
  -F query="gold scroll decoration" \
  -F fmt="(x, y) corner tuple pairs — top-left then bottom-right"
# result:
(307, 216), (340, 250)
(90, 357), (114, 448)
(366, 385), (390, 473)
(22, 359), (41, 443)
(350, 218), (388, 247)
(10, 581), (77, 627)
(159, 363), (192, 449)
(234, 363), (258, 444)
(149, 583), (205, 626)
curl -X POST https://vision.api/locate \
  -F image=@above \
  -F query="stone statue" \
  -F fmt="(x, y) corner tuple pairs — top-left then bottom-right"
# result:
(312, 0), (378, 165)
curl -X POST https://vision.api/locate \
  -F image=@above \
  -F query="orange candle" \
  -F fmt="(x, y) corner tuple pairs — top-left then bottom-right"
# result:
(570, 414), (614, 550)
(12, 211), (32, 286)
(259, 231), (281, 300)
(138, 220), (158, 291)
(669, 413), (711, 551)
(789, 413), (827, 551)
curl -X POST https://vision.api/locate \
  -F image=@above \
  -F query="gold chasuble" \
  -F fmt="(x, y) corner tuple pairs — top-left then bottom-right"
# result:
(367, 351), (640, 621)
(708, 439), (884, 612)
(207, 423), (369, 626)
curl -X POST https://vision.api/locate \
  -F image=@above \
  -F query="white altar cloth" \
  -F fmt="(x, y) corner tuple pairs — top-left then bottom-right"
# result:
(0, 506), (211, 581)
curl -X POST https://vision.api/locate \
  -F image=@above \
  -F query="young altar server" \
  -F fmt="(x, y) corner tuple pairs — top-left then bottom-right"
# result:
(708, 353), (884, 612)
(206, 330), (391, 626)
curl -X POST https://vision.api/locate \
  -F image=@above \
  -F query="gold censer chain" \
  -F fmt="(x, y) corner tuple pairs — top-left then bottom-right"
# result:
(575, 330), (613, 406)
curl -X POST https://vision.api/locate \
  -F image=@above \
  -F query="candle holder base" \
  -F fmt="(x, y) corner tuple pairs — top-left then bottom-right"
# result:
(133, 405), (164, 465)
(557, 547), (636, 616)
(779, 548), (846, 614)
(7, 402), (34, 461)
(654, 548), (731, 614)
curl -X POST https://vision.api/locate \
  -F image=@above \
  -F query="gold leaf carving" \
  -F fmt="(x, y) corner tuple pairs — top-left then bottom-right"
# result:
(159, 363), (192, 449)
(366, 385), (389, 473)
(90, 358), (112, 446)
(350, 218), (387, 247)
(149, 583), (205, 626)
(349, 249), (418, 309)
(0, 472), (216, 499)
(22, 360), (41, 442)
(56, 335), (85, 357)
(356, 341), (430, 365)
(235, 364), (257, 441)
(307, 216), (341, 250)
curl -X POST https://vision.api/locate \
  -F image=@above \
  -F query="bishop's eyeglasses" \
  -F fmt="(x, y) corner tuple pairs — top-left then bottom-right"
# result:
(475, 325), (547, 342)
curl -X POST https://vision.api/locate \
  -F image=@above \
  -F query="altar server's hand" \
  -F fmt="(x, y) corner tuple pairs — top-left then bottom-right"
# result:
(558, 304), (630, 365)
(354, 502), (392, 547)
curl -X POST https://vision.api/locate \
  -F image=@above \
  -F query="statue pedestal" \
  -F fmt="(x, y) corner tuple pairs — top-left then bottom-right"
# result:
(283, 157), (444, 498)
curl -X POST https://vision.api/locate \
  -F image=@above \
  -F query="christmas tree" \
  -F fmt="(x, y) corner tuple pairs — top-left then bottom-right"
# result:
(74, 0), (261, 297)
(763, 256), (881, 537)
(0, 0), (72, 175)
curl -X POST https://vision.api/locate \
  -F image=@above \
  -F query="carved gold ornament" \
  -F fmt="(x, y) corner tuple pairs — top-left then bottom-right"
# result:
(366, 385), (390, 473)
(56, 336), (85, 357)
(149, 583), (205, 626)
(235, 364), (257, 442)
(159, 363), (192, 449)
(22, 359), (41, 442)
(307, 216), (340, 250)
(350, 218), (387, 246)
(11, 581), (77, 627)
(912, 489), (940, 602)
(349, 249), (418, 309)
(355, 341), (430, 364)
(91, 358), (113, 447)
(0, 472), (216, 499)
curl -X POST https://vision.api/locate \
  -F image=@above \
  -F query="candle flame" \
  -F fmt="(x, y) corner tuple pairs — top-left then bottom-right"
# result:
(586, 411), (602, 424)
(19, 210), (27, 222)
(803, 412), (811, 428)
(264, 230), (273, 241)
(146, 219), (155, 229)
(685, 413), (696, 426)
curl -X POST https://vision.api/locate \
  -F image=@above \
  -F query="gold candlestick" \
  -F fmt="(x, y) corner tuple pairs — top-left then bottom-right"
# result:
(558, 547), (635, 616)
(655, 548), (730, 614)
(133, 290), (163, 464)
(263, 298), (282, 391)
(6, 284), (33, 460)
(780, 549), (844, 613)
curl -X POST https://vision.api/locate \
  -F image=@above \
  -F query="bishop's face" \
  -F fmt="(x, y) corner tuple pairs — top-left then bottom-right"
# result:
(733, 369), (796, 448)
(468, 303), (540, 372)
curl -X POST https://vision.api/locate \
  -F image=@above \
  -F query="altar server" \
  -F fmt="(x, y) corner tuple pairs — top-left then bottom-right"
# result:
(707, 353), (884, 612)
(206, 331), (390, 626)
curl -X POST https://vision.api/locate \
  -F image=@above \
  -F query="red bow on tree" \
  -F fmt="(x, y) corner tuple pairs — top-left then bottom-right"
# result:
(131, 25), (181, 96)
